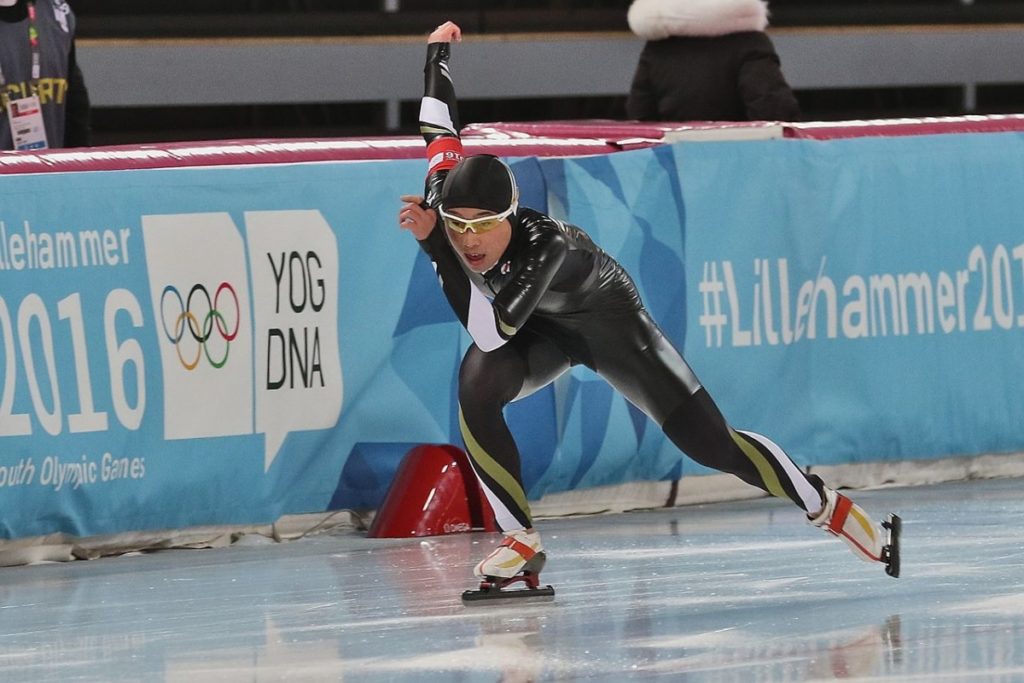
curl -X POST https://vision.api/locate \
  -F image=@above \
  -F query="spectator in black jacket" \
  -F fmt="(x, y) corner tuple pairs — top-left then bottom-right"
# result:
(626, 0), (800, 122)
(0, 0), (90, 150)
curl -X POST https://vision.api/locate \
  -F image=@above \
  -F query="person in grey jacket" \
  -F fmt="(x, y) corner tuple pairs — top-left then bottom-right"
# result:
(0, 0), (90, 150)
(626, 0), (800, 122)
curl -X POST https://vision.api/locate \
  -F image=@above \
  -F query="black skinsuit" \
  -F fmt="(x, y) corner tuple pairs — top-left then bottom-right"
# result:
(416, 42), (824, 531)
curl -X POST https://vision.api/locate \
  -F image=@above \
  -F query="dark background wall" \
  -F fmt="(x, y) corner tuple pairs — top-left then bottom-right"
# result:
(70, 0), (1024, 145)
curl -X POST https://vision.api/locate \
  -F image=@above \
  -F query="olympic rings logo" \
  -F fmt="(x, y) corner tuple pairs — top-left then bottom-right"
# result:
(160, 282), (240, 370)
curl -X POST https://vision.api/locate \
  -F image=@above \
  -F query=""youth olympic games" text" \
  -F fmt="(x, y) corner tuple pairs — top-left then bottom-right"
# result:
(0, 453), (146, 492)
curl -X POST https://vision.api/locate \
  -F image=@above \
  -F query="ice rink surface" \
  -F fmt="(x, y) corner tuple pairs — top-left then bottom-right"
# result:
(2, 476), (1023, 682)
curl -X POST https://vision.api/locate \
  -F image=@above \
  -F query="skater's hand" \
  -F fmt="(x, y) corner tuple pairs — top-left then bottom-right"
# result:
(428, 21), (462, 44)
(398, 194), (437, 241)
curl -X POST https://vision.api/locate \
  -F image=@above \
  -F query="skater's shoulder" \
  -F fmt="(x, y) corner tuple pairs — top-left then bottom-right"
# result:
(515, 206), (554, 227)
(517, 207), (590, 242)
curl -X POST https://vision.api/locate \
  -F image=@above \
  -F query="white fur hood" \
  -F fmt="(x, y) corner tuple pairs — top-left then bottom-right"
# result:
(628, 0), (769, 40)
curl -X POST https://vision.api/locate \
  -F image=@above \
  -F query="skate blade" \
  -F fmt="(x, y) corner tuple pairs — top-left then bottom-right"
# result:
(461, 585), (555, 604)
(882, 514), (902, 578)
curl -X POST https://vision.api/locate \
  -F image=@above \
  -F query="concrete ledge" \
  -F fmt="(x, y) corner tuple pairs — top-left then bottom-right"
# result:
(77, 25), (1024, 108)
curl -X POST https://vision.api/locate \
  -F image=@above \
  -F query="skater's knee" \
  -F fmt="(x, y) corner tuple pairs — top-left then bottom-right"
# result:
(459, 345), (524, 407)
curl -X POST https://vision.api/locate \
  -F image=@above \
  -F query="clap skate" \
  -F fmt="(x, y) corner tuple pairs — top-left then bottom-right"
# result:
(462, 529), (555, 603)
(808, 481), (901, 578)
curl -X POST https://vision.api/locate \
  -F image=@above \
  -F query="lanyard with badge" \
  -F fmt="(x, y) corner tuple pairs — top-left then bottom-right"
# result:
(0, 1), (49, 150)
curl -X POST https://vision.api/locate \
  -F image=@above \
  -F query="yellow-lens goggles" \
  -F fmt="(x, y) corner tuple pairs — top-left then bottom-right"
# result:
(439, 205), (515, 234)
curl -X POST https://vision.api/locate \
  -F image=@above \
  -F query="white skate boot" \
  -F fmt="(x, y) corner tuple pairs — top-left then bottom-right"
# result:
(463, 529), (554, 603)
(809, 484), (901, 578)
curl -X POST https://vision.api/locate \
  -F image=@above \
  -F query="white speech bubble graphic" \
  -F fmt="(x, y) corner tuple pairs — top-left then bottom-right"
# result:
(143, 213), (254, 440)
(245, 210), (343, 470)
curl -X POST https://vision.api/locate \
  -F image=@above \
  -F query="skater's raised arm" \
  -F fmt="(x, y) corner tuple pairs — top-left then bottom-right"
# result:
(412, 21), (474, 298)
(399, 22), (503, 349)
(420, 21), (464, 208)
(400, 22), (570, 353)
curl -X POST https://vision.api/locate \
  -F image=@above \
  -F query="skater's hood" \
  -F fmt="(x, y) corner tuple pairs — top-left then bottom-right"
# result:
(441, 155), (519, 216)
(627, 0), (769, 40)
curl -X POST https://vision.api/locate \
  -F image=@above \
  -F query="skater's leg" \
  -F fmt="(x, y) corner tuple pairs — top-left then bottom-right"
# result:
(458, 332), (569, 581)
(661, 389), (824, 511)
(458, 332), (569, 531)
(586, 311), (821, 510)
(586, 311), (899, 575)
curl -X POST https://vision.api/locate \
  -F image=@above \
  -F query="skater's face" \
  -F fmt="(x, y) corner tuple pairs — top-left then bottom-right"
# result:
(444, 207), (513, 273)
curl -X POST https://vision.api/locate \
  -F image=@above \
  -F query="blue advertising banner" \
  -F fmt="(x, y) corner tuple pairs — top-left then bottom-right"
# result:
(0, 153), (683, 541)
(3, 130), (1023, 542)
(676, 132), (1024, 467)
(0, 159), (456, 539)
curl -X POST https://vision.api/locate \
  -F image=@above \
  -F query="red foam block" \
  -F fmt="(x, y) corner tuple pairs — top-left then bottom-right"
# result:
(367, 444), (497, 538)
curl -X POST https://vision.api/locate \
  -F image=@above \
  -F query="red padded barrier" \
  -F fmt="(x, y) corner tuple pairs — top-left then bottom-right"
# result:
(463, 119), (782, 144)
(0, 135), (618, 175)
(367, 445), (497, 539)
(785, 114), (1024, 139)
(4, 115), (1023, 176)
(466, 115), (1024, 143)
